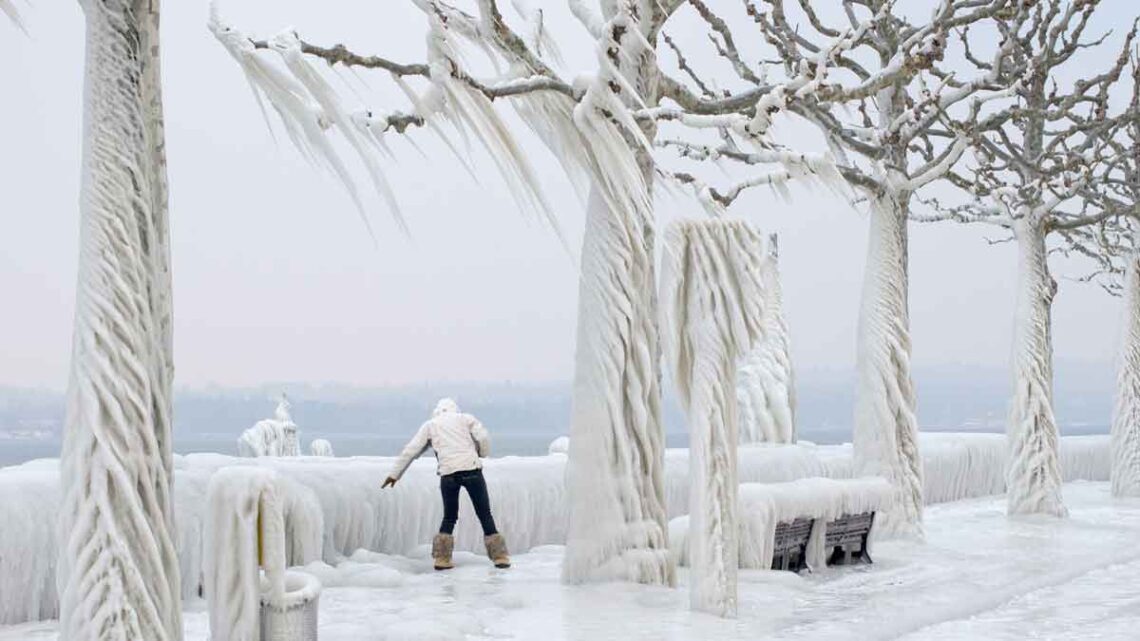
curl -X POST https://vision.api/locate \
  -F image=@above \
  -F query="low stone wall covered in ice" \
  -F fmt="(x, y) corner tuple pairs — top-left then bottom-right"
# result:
(0, 433), (1112, 625)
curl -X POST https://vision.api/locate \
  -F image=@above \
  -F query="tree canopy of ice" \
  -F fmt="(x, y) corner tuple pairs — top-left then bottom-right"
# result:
(238, 396), (301, 457)
(309, 439), (334, 458)
(853, 191), (925, 538)
(0, 433), (1114, 626)
(661, 219), (769, 617)
(737, 235), (796, 444)
(1113, 242), (1140, 497)
(56, 0), (183, 639)
(205, 467), (287, 641)
(668, 477), (893, 571)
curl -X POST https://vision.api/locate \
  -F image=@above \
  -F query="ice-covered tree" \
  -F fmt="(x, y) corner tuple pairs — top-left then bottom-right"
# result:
(57, 0), (182, 639)
(208, 0), (868, 583)
(661, 219), (768, 616)
(1111, 215), (1140, 497)
(1059, 64), (1140, 498)
(915, 0), (1136, 516)
(737, 234), (795, 444)
(658, 0), (1021, 536)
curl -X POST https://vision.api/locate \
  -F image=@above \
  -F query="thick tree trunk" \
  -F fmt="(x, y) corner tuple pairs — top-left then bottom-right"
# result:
(562, 187), (672, 585)
(853, 190), (924, 537)
(1005, 216), (1066, 516)
(58, 1), (182, 639)
(737, 235), (796, 444)
(1112, 236), (1140, 497)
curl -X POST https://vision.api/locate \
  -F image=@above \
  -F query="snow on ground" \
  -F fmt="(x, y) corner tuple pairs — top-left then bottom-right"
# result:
(3, 481), (1138, 640)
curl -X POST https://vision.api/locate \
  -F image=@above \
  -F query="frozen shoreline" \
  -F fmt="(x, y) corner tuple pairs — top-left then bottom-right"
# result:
(0, 433), (1111, 625)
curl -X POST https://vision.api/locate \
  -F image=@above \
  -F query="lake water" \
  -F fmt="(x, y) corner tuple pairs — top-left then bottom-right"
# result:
(0, 424), (1111, 469)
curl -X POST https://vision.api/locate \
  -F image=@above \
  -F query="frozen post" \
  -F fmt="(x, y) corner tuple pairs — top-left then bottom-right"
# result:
(57, 0), (182, 639)
(662, 219), (768, 617)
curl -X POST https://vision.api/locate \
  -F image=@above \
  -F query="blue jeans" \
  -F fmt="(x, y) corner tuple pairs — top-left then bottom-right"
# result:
(439, 468), (498, 536)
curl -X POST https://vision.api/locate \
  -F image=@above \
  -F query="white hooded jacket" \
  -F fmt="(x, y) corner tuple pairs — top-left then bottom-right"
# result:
(388, 398), (490, 479)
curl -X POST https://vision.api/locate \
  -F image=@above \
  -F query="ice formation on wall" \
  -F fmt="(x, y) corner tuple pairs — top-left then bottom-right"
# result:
(56, 1), (183, 639)
(238, 396), (301, 457)
(853, 191), (924, 537)
(205, 467), (287, 641)
(737, 234), (796, 444)
(0, 433), (1114, 626)
(662, 220), (769, 617)
(309, 439), (334, 457)
(1113, 241), (1140, 497)
(1005, 217), (1066, 516)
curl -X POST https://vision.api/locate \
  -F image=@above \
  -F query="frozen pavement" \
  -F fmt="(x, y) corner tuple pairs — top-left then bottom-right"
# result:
(4, 481), (1139, 641)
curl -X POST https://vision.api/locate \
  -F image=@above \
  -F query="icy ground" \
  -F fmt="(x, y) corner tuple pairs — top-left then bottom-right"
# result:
(3, 481), (1138, 640)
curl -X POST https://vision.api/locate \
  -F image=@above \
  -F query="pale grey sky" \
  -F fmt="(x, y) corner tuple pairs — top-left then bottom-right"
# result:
(0, 0), (1128, 389)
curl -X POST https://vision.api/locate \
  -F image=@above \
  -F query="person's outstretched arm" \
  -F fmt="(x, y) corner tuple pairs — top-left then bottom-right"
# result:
(383, 422), (431, 487)
(470, 417), (490, 458)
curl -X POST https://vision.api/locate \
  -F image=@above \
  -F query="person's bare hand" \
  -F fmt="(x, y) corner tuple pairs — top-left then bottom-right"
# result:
(382, 477), (397, 489)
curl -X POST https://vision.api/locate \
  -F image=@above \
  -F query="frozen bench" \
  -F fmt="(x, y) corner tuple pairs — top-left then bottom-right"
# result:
(670, 477), (893, 573)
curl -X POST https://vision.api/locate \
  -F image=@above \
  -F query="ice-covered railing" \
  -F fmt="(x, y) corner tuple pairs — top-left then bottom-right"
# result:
(0, 433), (1113, 625)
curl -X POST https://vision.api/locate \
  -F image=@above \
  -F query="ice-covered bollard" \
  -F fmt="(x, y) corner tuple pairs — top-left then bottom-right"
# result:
(308, 439), (334, 457)
(260, 570), (321, 641)
(548, 436), (569, 456)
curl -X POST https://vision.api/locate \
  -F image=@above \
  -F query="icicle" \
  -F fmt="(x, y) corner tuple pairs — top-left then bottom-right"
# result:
(1, 0), (25, 32)
(737, 234), (796, 444)
(270, 30), (408, 235)
(661, 219), (769, 618)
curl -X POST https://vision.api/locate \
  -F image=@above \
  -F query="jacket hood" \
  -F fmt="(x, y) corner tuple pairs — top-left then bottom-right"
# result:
(433, 398), (459, 417)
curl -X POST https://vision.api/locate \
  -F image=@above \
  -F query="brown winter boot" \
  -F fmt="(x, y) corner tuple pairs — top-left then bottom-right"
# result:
(432, 533), (454, 571)
(484, 533), (510, 568)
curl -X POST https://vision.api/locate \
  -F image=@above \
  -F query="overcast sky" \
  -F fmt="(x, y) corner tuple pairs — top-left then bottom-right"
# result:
(0, 0), (1130, 390)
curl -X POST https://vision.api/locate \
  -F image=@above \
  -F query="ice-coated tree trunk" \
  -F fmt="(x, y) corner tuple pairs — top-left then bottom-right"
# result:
(1111, 236), (1140, 496)
(1005, 216), (1066, 516)
(661, 220), (767, 617)
(737, 235), (796, 444)
(853, 190), (924, 537)
(563, 187), (672, 585)
(57, 1), (182, 639)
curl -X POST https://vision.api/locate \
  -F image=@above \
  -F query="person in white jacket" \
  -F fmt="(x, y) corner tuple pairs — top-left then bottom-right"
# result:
(382, 398), (509, 570)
